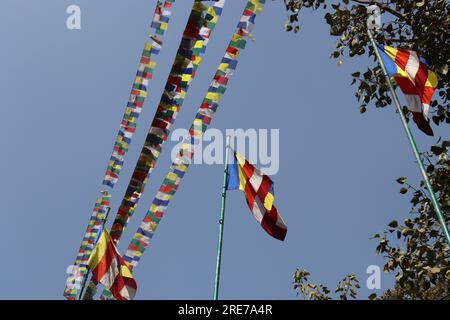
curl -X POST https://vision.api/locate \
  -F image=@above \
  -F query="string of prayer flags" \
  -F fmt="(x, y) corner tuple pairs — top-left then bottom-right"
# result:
(63, 191), (111, 299)
(377, 45), (438, 136)
(65, 1), (175, 300)
(227, 151), (287, 241)
(87, 229), (137, 300)
(109, 0), (227, 243)
(103, 0), (175, 188)
(81, 281), (98, 301)
(122, 0), (267, 269)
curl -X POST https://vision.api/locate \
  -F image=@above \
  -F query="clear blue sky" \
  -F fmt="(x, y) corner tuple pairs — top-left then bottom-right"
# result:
(1, 0), (445, 300)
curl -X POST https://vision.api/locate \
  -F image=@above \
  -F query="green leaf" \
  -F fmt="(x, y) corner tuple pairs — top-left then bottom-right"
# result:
(430, 145), (443, 156)
(284, 25), (293, 32)
(388, 220), (398, 228)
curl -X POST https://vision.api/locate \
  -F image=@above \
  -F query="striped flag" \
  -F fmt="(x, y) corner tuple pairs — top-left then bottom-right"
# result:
(377, 45), (438, 136)
(87, 229), (137, 300)
(226, 151), (287, 241)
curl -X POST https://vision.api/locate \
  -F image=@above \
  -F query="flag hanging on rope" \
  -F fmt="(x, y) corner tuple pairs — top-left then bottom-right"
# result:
(120, 0), (267, 272)
(377, 45), (438, 136)
(227, 151), (287, 241)
(103, 0), (175, 188)
(63, 191), (111, 300)
(87, 229), (137, 300)
(109, 0), (226, 243)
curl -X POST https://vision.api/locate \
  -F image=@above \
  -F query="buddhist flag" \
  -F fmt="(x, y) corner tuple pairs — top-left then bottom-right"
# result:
(87, 229), (137, 300)
(226, 151), (287, 241)
(377, 45), (438, 136)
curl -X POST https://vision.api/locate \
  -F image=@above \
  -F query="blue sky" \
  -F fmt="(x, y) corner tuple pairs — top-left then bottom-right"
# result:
(1, 0), (446, 300)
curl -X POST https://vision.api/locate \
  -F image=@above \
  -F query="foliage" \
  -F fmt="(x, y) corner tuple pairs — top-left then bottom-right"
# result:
(372, 140), (450, 300)
(293, 141), (450, 300)
(293, 269), (360, 300)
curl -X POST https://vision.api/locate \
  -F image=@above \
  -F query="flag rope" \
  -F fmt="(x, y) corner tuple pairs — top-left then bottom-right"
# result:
(121, 0), (267, 274)
(102, 0), (175, 188)
(108, 0), (227, 244)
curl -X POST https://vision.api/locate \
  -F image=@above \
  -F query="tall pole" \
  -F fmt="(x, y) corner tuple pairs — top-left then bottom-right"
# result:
(214, 135), (231, 300)
(367, 28), (450, 246)
(77, 266), (90, 300)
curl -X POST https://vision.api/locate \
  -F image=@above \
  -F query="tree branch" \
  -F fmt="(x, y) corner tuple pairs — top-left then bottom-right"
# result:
(383, 37), (417, 43)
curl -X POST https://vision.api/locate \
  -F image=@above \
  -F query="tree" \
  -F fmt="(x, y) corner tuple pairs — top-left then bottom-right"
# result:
(284, 0), (449, 299)
(292, 142), (450, 300)
(375, 140), (450, 300)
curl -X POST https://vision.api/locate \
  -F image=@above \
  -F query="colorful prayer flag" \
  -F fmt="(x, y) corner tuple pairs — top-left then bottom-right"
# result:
(226, 151), (287, 241)
(377, 45), (438, 136)
(87, 229), (137, 300)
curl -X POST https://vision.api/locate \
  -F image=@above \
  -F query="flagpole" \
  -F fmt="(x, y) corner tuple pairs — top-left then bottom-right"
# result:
(367, 28), (450, 246)
(214, 135), (231, 300)
(77, 266), (90, 300)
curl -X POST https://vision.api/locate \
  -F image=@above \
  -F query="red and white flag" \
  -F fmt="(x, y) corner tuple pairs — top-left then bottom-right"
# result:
(378, 45), (438, 136)
(227, 151), (287, 241)
(87, 229), (137, 300)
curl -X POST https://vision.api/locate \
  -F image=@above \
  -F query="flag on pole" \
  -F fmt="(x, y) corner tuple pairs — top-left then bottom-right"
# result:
(377, 45), (438, 136)
(87, 229), (137, 300)
(226, 151), (287, 241)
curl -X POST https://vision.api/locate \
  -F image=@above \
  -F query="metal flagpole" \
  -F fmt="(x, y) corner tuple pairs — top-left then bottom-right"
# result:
(214, 135), (231, 300)
(77, 266), (90, 300)
(367, 28), (450, 246)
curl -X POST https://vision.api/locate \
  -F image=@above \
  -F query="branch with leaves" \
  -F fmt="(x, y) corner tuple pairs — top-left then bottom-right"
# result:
(293, 269), (361, 300)
(372, 141), (450, 300)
